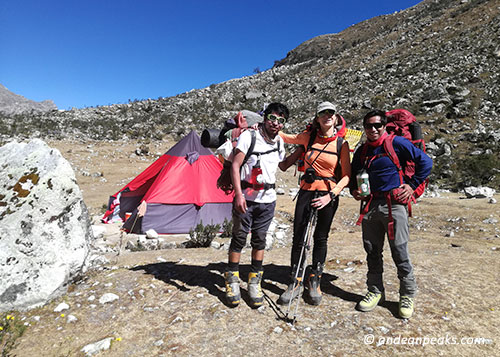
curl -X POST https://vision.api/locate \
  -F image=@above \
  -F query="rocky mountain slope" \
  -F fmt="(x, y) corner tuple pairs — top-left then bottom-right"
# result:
(0, 84), (57, 115)
(1, 0), (499, 191)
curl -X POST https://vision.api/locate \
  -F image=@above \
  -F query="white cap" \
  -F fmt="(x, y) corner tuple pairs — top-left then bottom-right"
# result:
(316, 101), (336, 114)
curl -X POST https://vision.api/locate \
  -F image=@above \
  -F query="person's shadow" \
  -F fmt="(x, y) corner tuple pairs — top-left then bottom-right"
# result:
(130, 261), (291, 309)
(131, 261), (399, 317)
(131, 261), (228, 304)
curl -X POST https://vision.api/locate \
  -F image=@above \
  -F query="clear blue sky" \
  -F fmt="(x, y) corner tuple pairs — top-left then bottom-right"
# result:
(1, 0), (421, 110)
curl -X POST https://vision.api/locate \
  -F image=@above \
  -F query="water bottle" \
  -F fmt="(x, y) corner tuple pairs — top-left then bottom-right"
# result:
(356, 170), (370, 197)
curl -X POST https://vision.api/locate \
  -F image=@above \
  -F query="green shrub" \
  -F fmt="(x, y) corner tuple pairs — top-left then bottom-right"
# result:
(220, 218), (233, 238)
(452, 153), (500, 189)
(187, 221), (221, 248)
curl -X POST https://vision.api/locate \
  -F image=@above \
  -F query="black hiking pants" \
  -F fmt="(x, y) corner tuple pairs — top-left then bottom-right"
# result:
(290, 189), (339, 272)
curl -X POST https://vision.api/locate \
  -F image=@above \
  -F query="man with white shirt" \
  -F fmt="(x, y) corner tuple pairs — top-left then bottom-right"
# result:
(225, 102), (288, 308)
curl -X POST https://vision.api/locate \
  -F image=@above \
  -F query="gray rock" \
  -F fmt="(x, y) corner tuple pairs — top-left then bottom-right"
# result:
(443, 144), (452, 156)
(137, 236), (159, 250)
(54, 302), (70, 312)
(0, 140), (93, 312)
(154, 339), (164, 347)
(265, 233), (274, 250)
(91, 225), (106, 239)
(159, 241), (178, 250)
(464, 186), (496, 198)
(81, 337), (113, 356)
(379, 326), (390, 334)
(426, 141), (439, 153)
(67, 314), (78, 323)
(273, 326), (283, 334)
(145, 229), (159, 239)
(125, 240), (138, 250)
(274, 231), (285, 241)
(244, 90), (263, 100)
(99, 293), (119, 304)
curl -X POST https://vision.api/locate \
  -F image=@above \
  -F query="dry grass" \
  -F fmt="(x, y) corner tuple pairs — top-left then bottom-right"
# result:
(5, 139), (499, 356)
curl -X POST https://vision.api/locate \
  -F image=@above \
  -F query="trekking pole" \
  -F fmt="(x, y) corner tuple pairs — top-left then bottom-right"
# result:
(285, 191), (319, 324)
(116, 212), (140, 256)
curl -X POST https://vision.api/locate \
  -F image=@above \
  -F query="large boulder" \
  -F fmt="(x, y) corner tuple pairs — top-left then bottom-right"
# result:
(464, 186), (496, 198)
(0, 139), (93, 312)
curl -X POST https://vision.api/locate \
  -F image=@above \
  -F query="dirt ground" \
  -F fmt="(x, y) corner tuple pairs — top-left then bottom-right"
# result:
(3, 137), (499, 356)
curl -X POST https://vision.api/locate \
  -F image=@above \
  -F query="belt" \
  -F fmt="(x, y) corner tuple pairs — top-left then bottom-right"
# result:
(241, 181), (276, 190)
(300, 175), (337, 183)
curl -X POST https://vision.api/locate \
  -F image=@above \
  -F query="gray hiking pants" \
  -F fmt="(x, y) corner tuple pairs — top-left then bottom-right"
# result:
(361, 198), (417, 298)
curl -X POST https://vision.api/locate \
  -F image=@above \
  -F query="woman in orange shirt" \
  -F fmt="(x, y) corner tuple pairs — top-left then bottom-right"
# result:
(278, 101), (351, 306)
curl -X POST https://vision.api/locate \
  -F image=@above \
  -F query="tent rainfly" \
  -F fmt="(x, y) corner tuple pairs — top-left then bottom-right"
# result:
(103, 130), (233, 234)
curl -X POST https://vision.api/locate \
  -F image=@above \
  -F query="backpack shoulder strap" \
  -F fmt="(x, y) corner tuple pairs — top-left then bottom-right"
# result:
(337, 136), (344, 154)
(252, 130), (286, 157)
(360, 142), (369, 166)
(242, 130), (257, 165)
(334, 136), (344, 180)
(383, 134), (404, 185)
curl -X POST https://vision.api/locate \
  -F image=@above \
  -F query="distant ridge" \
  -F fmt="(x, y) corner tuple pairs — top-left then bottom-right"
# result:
(0, 83), (57, 115)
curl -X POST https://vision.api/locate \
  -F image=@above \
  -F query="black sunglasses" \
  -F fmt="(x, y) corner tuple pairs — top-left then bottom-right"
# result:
(364, 122), (384, 130)
(318, 109), (335, 116)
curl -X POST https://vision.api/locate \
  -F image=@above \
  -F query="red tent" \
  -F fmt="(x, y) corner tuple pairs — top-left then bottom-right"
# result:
(104, 130), (233, 234)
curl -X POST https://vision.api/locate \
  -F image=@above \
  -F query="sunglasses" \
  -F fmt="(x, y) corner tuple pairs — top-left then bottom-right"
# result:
(267, 114), (286, 124)
(318, 109), (335, 116)
(364, 122), (384, 130)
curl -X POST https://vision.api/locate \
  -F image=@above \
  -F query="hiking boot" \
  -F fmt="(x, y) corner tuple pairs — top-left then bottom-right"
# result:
(277, 277), (302, 305)
(306, 263), (323, 306)
(224, 271), (241, 307)
(357, 291), (385, 312)
(399, 296), (414, 319)
(248, 271), (264, 307)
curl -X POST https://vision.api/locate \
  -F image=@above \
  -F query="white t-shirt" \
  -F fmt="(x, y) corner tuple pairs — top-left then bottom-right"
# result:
(235, 129), (285, 203)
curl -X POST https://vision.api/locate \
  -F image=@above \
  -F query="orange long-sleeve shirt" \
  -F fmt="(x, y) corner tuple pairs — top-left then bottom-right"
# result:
(280, 131), (351, 195)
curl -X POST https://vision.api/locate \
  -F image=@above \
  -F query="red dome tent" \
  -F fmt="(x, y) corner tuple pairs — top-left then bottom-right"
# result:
(103, 130), (233, 234)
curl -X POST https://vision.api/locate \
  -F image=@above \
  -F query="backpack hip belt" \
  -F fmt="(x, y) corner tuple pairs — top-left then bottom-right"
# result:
(241, 181), (276, 191)
(300, 173), (337, 184)
(356, 189), (413, 240)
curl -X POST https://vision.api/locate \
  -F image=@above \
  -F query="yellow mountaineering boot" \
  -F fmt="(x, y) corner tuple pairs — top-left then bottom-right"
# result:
(224, 271), (241, 307)
(248, 271), (264, 308)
